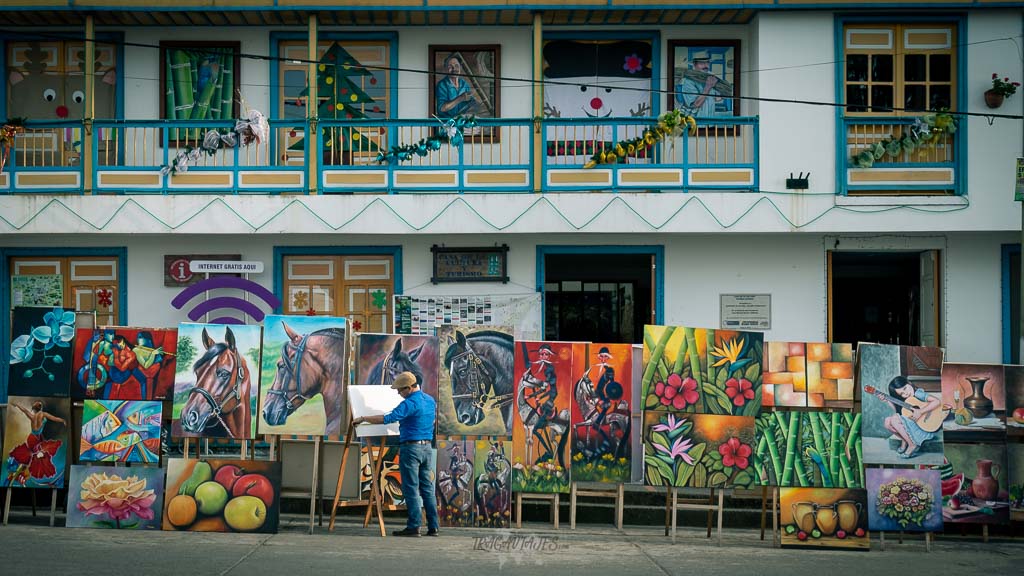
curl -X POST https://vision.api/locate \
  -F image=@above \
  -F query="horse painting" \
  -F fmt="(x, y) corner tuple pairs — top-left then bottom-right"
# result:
(358, 334), (439, 398)
(473, 440), (511, 528)
(173, 324), (261, 440)
(570, 343), (633, 483)
(259, 316), (347, 437)
(439, 327), (514, 436)
(437, 439), (475, 527)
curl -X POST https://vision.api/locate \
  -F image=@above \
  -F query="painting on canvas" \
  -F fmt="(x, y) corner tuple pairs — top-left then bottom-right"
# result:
(163, 458), (281, 533)
(71, 327), (178, 400)
(1, 396), (70, 488)
(67, 465), (164, 530)
(935, 443), (1010, 525)
(437, 325), (515, 437)
(474, 439), (511, 528)
(866, 467), (943, 532)
(753, 411), (863, 488)
(172, 323), (261, 439)
(780, 488), (869, 550)
(356, 333), (439, 399)
(80, 400), (162, 463)
(258, 314), (347, 437)
(8, 306), (75, 397)
(361, 442), (404, 507)
(436, 438), (475, 527)
(1006, 366), (1024, 437)
(942, 363), (1006, 435)
(643, 412), (756, 489)
(571, 343), (632, 483)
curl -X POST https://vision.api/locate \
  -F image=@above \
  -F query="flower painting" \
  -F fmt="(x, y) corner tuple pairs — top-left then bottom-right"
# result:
(643, 325), (762, 417)
(643, 412), (756, 489)
(0, 396), (70, 488)
(66, 465), (164, 530)
(571, 343), (632, 483)
(866, 467), (942, 532)
(8, 306), (76, 397)
(753, 411), (863, 488)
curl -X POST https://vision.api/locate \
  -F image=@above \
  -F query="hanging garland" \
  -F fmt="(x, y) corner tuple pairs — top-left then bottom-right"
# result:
(582, 109), (697, 169)
(161, 109), (270, 176)
(850, 111), (958, 169)
(0, 117), (26, 173)
(376, 115), (476, 165)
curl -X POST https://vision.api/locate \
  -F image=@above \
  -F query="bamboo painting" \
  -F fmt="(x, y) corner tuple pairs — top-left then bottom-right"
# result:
(753, 411), (863, 488)
(161, 43), (239, 141)
(642, 325), (763, 417)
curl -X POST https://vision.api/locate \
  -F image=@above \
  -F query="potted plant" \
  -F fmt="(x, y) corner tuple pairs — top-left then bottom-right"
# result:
(985, 73), (1020, 109)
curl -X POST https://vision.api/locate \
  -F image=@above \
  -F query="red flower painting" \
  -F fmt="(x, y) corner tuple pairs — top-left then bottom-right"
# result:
(9, 434), (62, 481)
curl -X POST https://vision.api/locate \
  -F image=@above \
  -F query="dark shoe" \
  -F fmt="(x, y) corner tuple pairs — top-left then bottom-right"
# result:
(392, 528), (421, 537)
(427, 529), (439, 536)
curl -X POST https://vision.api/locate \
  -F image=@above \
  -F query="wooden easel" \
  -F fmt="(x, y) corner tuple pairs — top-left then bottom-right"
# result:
(878, 530), (933, 552)
(569, 481), (624, 530)
(328, 410), (393, 536)
(515, 491), (561, 528)
(2, 488), (57, 526)
(276, 435), (324, 535)
(666, 487), (724, 545)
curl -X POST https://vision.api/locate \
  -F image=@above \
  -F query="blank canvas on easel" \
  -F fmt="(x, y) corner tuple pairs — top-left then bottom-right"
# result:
(348, 386), (401, 437)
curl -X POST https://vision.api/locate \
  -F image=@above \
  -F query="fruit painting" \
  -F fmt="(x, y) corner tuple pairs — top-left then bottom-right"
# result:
(79, 400), (162, 463)
(935, 443), (1010, 525)
(1006, 366), (1024, 437)
(162, 458), (281, 533)
(866, 467), (942, 532)
(753, 411), (863, 488)
(643, 412), (756, 489)
(642, 325), (763, 417)
(780, 488), (870, 550)
(71, 327), (178, 400)
(67, 465), (164, 530)
(571, 343), (632, 483)
(1, 396), (70, 488)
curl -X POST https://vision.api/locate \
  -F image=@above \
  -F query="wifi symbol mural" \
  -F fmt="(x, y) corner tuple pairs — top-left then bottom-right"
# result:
(171, 277), (281, 325)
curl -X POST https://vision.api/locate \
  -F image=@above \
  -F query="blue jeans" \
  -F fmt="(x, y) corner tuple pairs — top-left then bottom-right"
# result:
(398, 442), (439, 531)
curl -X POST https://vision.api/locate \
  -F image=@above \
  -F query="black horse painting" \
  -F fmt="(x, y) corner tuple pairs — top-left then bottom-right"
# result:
(440, 328), (514, 435)
(358, 334), (439, 396)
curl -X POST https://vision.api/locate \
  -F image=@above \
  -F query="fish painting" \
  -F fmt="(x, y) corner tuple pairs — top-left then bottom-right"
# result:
(80, 400), (162, 464)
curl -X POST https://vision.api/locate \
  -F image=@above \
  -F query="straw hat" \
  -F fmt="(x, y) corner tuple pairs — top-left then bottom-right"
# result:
(391, 371), (418, 390)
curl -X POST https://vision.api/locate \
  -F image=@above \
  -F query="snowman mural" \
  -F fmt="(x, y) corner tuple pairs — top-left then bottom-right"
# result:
(542, 39), (653, 166)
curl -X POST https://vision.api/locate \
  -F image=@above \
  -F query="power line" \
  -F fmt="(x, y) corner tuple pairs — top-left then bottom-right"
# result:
(3, 28), (1022, 121)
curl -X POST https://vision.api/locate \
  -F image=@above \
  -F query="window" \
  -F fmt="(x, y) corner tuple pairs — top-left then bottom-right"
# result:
(282, 254), (395, 333)
(9, 256), (120, 325)
(843, 24), (956, 115)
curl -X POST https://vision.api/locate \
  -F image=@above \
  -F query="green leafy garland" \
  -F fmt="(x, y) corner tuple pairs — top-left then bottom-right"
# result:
(583, 110), (697, 169)
(851, 112), (957, 169)
(376, 116), (476, 164)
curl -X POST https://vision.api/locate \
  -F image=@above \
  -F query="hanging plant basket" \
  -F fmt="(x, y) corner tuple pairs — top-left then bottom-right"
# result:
(984, 89), (1004, 109)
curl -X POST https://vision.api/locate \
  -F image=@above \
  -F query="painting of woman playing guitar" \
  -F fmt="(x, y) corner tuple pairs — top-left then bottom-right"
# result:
(867, 376), (947, 459)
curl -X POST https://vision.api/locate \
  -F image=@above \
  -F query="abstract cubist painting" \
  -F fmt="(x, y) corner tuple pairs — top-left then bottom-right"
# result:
(436, 325), (515, 437)
(474, 439), (512, 528)
(780, 488), (870, 550)
(172, 323), (262, 440)
(512, 341), (580, 494)
(163, 458), (281, 533)
(71, 327), (178, 400)
(571, 343), (632, 484)
(941, 363), (1007, 435)
(643, 325), (763, 417)
(80, 400), (162, 463)
(258, 314), (347, 438)
(436, 438), (476, 527)
(1, 396), (70, 488)
(8, 306), (76, 398)
(865, 467), (943, 532)
(356, 333), (439, 399)
(643, 412), (756, 489)
(858, 343), (945, 466)
(67, 465), (165, 530)
(361, 442), (405, 508)
(763, 342), (854, 409)
(934, 443), (1010, 525)
(753, 411), (863, 488)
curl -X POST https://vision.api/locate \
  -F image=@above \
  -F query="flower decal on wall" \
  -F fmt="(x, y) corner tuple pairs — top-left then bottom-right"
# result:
(96, 289), (113, 308)
(352, 320), (362, 331)
(623, 53), (644, 74)
(371, 290), (387, 310)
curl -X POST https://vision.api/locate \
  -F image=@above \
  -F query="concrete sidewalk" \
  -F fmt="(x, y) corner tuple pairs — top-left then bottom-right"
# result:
(0, 512), (1020, 576)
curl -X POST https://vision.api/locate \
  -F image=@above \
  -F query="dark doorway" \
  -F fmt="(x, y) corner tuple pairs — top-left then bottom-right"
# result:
(829, 250), (940, 347)
(1006, 246), (1020, 364)
(543, 252), (654, 343)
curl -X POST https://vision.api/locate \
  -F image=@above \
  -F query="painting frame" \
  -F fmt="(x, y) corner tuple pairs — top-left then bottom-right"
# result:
(159, 41), (241, 145)
(428, 44), (501, 143)
(667, 39), (740, 128)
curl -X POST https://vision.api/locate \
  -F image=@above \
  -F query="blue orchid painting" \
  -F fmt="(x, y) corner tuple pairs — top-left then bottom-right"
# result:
(8, 306), (76, 397)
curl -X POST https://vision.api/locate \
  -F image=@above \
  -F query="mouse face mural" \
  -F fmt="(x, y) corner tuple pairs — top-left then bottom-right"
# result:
(542, 39), (652, 120)
(6, 41), (117, 120)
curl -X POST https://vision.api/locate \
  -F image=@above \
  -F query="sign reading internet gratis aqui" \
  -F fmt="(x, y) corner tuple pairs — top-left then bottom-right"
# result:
(190, 261), (265, 274)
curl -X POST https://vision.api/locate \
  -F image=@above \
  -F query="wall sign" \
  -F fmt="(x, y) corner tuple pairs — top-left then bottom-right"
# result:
(164, 254), (241, 287)
(190, 260), (264, 274)
(431, 245), (509, 284)
(720, 293), (771, 331)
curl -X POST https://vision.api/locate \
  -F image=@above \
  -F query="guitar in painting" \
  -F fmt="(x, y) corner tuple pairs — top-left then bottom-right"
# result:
(864, 385), (948, 433)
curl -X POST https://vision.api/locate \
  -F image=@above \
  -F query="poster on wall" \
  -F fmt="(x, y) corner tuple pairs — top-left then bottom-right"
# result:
(668, 40), (739, 118)
(394, 294), (542, 340)
(10, 275), (63, 307)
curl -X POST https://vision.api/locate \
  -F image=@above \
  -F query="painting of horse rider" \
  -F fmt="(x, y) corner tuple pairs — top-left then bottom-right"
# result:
(436, 438), (476, 527)
(356, 334), (440, 400)
(258, 314), (348, 437)
(172, 323), (262, 440)
(571, 343), (632, 483)
(437, 325), (515, 437)
(512, 341), (580, 494)
(474, 439), (511, 528)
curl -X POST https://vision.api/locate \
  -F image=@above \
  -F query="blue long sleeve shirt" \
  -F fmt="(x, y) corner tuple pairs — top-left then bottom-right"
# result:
(382, 390), (436, 442)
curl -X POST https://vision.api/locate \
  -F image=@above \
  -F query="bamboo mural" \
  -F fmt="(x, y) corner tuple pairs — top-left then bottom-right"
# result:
(753, 411), (863, 488)
(163, 44), (237, 140)
(642, 325), (763, 417)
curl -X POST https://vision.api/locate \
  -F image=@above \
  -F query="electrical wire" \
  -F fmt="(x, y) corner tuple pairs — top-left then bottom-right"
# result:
(3, 28), (1022, 122)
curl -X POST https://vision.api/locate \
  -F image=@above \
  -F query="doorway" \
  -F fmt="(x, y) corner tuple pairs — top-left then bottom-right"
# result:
(540, 247), (661, 343)
(828, 250), (941, 347)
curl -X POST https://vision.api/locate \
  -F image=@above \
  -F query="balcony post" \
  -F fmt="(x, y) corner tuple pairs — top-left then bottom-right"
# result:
(307, 14), (319, 195)
(83, 14), (95, 194)
(532, 11), (543, 193)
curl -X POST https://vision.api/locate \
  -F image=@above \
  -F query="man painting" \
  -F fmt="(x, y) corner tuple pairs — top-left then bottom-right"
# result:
(435, 55), (475, 120)
(675, 55), (725, 118)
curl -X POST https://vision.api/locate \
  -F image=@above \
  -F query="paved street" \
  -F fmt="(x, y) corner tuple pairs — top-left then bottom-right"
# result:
(1, 511), (1020, 575)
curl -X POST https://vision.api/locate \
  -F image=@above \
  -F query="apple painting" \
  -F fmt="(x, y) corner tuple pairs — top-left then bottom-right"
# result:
(163, 459), (281, 533)
(232, 473), (275, 508)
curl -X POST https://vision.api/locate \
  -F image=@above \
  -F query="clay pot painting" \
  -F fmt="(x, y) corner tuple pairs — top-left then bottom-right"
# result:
(938, 443), (1010, 525)
(972, 459), (1001, 501)
(941, 363), (1007, 433)
(780, 488), (869, 550)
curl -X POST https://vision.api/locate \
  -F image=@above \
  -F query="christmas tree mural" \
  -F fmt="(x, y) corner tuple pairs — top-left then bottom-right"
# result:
(291, 42), (380, 156)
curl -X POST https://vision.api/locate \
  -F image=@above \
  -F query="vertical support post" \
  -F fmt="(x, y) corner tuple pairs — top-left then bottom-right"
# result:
(569, 481), (577, 530)
(531, 11), (543, 193)
(2, 488), (10, 525)
(49, 488), (57, 527)
(716, 489), (724, 547)
(880, 530), (886, 551)
(83, 14), (95, 195)
(670, 487), (678, 543)
(307, 14), (319, 195)
(515, 492), (523, 528)
(615, 483), (624, 530)
(772, 487), (779, 547)
(925, 531), (932, 552)
(552, 493), (559, 529)
(308, 437), (321, 535)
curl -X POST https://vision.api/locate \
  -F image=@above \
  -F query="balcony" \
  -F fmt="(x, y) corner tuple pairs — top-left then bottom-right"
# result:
(0, 117), (759, 195)
(842, 117), (959, 196)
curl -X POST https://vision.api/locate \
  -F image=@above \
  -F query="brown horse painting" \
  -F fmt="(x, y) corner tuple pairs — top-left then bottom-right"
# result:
(262, 321), (347, 437)
(180, 326), (253, 439)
